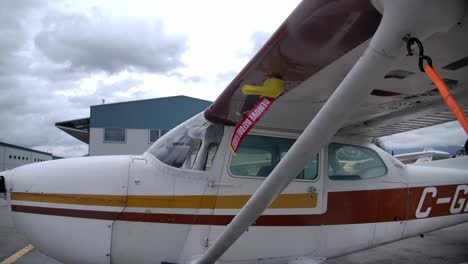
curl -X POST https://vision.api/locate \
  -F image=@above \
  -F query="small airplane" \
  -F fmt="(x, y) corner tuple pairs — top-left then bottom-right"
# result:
(394, 147), (452, 164)
(1, 0), (468, 263)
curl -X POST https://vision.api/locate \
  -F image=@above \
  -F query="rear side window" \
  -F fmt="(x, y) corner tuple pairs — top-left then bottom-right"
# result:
(229, 135), (318, 181)
(328, 143), (387, 180)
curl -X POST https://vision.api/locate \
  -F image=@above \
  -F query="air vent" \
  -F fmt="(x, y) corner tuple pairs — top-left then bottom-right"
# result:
(371, 89), (402, 97)
(384, 70), (415, 79)
(442, 56), (468, 71)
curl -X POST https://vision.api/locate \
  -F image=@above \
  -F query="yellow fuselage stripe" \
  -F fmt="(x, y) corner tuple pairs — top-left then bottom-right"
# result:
(11, 192), (317, 209)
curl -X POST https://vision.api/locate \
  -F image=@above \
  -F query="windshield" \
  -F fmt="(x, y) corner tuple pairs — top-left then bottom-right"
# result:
(147, 113), (223, 170)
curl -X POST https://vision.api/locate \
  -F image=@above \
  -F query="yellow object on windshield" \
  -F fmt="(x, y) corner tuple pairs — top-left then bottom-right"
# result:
(242, 78), (284, 98)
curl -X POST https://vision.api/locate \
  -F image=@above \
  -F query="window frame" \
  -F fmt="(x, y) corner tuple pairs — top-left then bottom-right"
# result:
(326, 142), (388, 181)
(148, 129), (160, 144)
(227, 132), (320, 182)
(204, 143), (220, 171)
(103, 128), (127, 144)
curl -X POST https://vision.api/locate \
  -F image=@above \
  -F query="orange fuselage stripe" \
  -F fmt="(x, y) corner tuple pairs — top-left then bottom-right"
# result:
(10, 192), (317, 209)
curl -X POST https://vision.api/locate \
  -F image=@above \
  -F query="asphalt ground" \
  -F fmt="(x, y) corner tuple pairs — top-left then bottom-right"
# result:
(1, 198), (467, 264)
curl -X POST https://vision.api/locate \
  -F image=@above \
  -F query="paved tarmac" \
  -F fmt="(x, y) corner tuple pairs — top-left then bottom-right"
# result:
(1, 197), (467, 264)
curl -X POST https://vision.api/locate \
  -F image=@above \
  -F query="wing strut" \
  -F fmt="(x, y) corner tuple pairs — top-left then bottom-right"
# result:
(194, 1), (464, 263)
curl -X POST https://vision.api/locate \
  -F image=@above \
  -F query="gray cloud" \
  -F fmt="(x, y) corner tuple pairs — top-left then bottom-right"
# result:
(216, 71), (237, 83)
(68, 78), (144, 108)
(381, 121), (466, 150)
(183, 75), (205, 83)
(250, 31), (270, 55)
(0, 1), (75, 155)
(34, 10), (188, 74)
(236, 31), (271, 59)
(0, 1), (43, 76)
(167, 72), (205, 83)
(0, 76), (89, 157)
(0, 2), (194, 158)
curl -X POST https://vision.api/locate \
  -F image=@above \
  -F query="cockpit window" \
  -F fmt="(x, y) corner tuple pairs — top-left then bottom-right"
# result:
(147, 113), (223, 170)
(229, 134), (319, 181)
(328, 143), (387, 180)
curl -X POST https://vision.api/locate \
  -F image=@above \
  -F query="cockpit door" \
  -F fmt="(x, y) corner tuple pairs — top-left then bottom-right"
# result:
(207, 128), (326, 261)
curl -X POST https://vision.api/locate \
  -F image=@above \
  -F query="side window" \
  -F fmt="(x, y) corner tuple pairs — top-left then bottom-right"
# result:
(328, 143), (387, 181)
(229, 134), (318, 181)
(104, 128), (126, 143)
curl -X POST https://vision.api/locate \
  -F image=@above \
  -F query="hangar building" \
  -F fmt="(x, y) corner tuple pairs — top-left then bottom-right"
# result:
(56, 96), (212, 156)
(0, 142), (53, 171)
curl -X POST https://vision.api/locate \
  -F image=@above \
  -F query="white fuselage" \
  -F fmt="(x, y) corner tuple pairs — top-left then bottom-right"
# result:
(3, 126), (468, 264)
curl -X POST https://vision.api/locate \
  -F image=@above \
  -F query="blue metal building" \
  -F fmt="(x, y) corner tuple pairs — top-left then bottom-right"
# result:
(56, 96), (212, 156)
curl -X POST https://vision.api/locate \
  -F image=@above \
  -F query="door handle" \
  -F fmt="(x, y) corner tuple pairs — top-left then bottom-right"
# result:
(308, 186), (317, 193)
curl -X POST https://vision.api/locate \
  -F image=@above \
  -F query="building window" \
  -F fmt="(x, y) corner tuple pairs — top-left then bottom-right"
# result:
(149, 129), (160, 143)
(9, 155), (11, 159)
(229, 134), (319, 181)
(104, 128), (126, 143)
(149, 129), (170, 143)
(328, 143), (387, 181)
(160, 129), (169, 137)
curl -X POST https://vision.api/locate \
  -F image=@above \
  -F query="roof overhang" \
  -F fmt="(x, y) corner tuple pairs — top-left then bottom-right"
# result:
(55, 118), (90, 144)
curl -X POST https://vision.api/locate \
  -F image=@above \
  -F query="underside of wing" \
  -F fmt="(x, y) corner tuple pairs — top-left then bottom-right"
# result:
(205, 0), (468, 138)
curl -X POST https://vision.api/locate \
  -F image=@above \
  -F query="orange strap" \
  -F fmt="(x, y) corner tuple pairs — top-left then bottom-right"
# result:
(424, 65), (468, 134)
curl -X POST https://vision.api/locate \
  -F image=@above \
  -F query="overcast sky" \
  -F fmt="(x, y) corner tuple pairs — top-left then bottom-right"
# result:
(0, 0), (465, 157)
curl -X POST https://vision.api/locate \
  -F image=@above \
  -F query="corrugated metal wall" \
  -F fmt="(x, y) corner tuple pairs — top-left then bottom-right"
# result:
(90, 96), (212, 129)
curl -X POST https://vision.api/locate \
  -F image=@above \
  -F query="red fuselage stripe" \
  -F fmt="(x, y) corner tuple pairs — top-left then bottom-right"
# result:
(11, 184), (468, 226)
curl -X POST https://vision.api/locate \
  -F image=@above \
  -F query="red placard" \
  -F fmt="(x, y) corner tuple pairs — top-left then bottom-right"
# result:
(230, 97), (275, 154)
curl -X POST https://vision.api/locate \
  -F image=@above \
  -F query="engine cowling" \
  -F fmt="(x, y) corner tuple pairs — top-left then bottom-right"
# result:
(9, 155), (131, 264)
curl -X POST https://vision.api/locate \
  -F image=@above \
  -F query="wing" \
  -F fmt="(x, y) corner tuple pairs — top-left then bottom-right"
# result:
(204, 0), (468, 137)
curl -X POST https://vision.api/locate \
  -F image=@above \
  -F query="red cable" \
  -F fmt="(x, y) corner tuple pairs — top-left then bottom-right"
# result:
(424, 65), (468, 134)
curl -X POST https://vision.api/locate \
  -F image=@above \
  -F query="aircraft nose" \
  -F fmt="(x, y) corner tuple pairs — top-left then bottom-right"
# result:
(8, 155), (132, 264)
